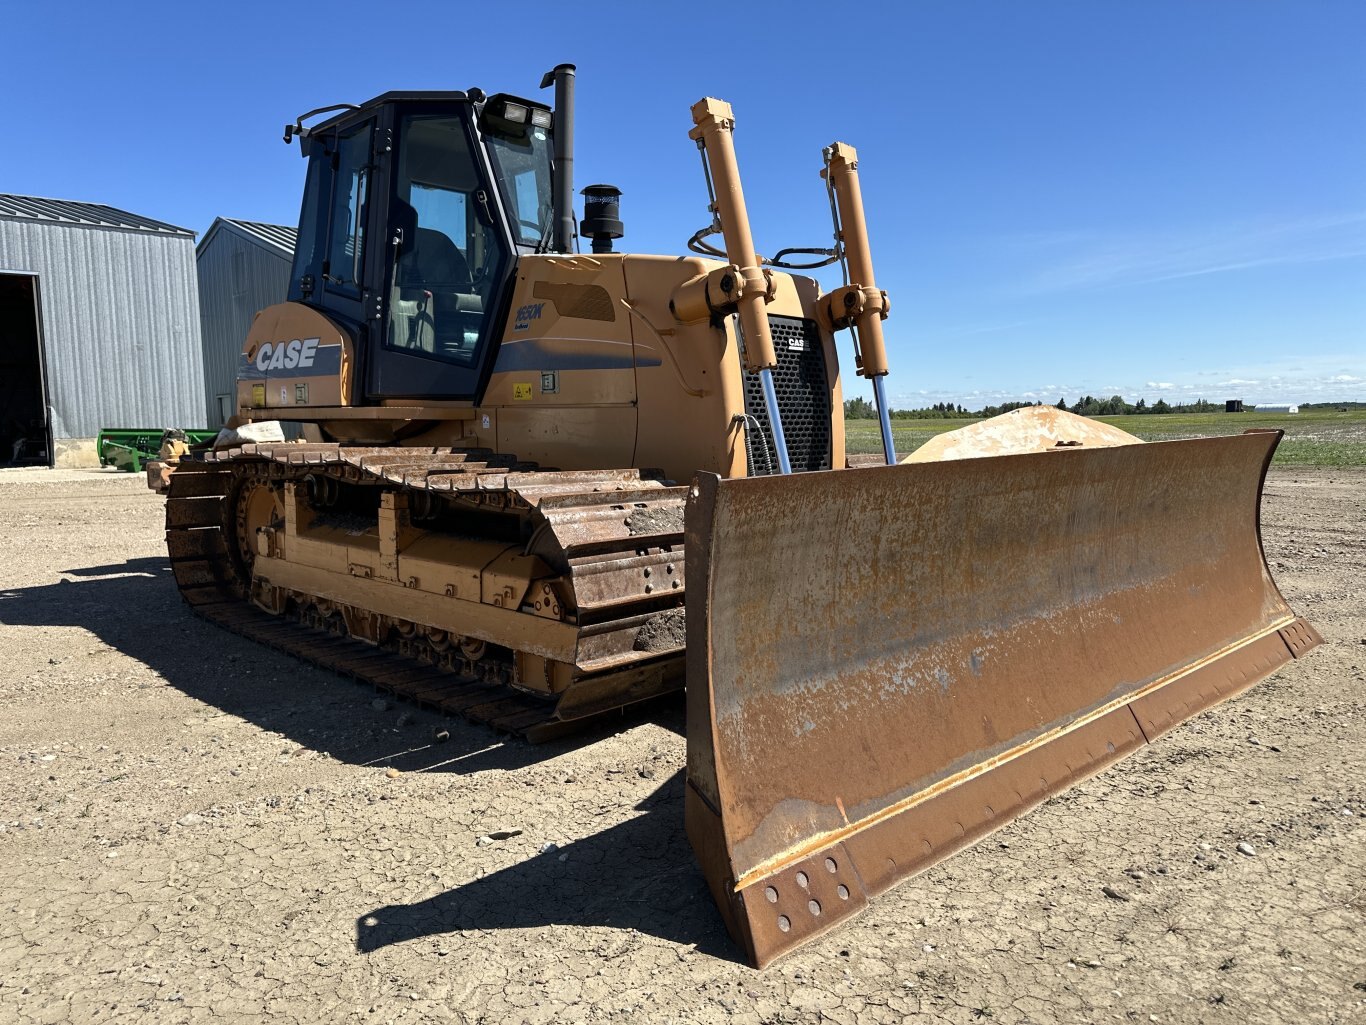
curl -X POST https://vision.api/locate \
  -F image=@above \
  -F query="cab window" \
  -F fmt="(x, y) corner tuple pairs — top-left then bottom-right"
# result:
(288, 121), (372, 302)
(486, 119), (554, 249)
(387, 113), (508, 366)
(324, 124), (371, 296)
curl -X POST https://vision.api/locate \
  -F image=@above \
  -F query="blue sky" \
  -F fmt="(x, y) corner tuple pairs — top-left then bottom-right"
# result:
(4, 1), (1362, 408)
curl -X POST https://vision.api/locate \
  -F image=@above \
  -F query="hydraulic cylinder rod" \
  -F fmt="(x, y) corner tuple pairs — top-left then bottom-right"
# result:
(690, 98), (792, 474)
(872, 376), (897, 465)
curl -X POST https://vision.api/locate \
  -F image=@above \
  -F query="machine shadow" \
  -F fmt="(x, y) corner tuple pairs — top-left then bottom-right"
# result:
(355, 767), (735, 961)
(0, 556), (686, 776)
(1, 557), (724, 956)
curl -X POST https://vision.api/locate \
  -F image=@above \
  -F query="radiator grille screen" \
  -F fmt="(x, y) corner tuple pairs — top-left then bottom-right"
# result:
(741, 316), (833, 475)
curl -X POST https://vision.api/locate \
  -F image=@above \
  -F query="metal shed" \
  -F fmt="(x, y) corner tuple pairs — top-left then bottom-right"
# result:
(196, 218), (297, 428)
(0, 194), (205, 467)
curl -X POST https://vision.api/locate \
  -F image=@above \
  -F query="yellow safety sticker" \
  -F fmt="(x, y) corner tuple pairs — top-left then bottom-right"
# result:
(251, 384), (266, 407)
(513, 383), (533, 400)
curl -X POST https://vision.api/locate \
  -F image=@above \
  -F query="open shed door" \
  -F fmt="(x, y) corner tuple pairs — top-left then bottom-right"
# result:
(0, 272), (53, 467)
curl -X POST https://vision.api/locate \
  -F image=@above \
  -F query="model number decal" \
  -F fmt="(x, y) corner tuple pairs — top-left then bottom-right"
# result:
(256, 337), (321, 372)
(512, 383), (533, 400)
(514, 303), (545, 331)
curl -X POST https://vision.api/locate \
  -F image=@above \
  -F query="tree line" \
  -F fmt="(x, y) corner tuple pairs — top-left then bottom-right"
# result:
(845, 395), (1245, 420)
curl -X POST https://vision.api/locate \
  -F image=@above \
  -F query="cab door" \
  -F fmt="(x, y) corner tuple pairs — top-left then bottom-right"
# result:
(364, 105), (514, 402)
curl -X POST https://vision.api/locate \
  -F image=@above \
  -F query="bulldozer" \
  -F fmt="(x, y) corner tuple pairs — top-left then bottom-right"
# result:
(164, 65), (1321, 967)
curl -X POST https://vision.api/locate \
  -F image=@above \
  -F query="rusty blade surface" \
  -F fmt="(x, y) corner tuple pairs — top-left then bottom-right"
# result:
(684, 432), (1321, 967)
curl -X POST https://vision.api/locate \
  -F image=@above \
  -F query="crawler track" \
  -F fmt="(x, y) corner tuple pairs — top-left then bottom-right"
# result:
(164, 444), (688, 741)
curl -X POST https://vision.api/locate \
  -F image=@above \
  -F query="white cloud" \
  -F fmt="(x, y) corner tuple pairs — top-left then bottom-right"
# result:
(1146, 381), (1175, 389)
(1009, 212), (1366, 295)
(1330, 374), (1362, 382)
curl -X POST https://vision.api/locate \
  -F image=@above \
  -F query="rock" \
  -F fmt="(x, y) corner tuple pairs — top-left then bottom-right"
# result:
(637, 766), (656, 779)
(432, 728), (450, 743)
(540, 842), (559, 855)
(176, 813), (203, 826)
(1236, 842), (1256, 857)
(396, 713), (413, 727)
(1101, 885), (1132, 902)
(371, 699), (390, 712)
(213, 421), (285, 447)
(476, 828), (523, 846)
(384, 767), (401, 779)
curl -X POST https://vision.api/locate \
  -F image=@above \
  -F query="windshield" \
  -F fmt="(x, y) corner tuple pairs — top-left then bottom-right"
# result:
(486, 124), (555, 249)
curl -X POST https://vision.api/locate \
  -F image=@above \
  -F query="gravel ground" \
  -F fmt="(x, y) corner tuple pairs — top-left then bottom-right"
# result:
(0, 465), (1362, 1024)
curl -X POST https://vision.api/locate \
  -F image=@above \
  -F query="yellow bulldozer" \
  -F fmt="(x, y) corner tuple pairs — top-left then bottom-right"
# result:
(164, 65), (1321, 967)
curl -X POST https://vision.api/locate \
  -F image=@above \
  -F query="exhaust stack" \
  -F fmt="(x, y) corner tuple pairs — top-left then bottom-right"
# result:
(539, 64), (576, 254)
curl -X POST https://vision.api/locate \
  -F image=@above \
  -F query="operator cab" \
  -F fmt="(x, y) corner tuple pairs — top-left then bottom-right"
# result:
(285, 90), (557, 402)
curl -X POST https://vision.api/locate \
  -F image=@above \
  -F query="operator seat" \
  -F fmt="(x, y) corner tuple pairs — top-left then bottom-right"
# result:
(391, 199), (473, 357)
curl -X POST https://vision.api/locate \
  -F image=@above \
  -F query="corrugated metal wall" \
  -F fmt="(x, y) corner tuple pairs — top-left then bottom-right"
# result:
(196, 228), (292, 426)
(0, 220), (205, 438)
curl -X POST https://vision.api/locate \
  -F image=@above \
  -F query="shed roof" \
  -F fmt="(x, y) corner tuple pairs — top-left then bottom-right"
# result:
(0, 193), (193, 236)
(198, 217), (297, 257)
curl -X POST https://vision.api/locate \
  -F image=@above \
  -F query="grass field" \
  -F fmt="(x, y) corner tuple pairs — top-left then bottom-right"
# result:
(844, 408), (1366, 465)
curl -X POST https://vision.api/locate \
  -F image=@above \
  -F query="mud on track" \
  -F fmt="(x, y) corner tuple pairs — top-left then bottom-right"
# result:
(0, 466), (1362, 1024)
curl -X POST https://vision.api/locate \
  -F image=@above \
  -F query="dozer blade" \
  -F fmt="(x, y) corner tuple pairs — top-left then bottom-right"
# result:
(684, 431), (1320, 967)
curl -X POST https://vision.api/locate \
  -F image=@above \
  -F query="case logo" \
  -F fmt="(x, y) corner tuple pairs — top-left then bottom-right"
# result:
(256, 337), (321, 372)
